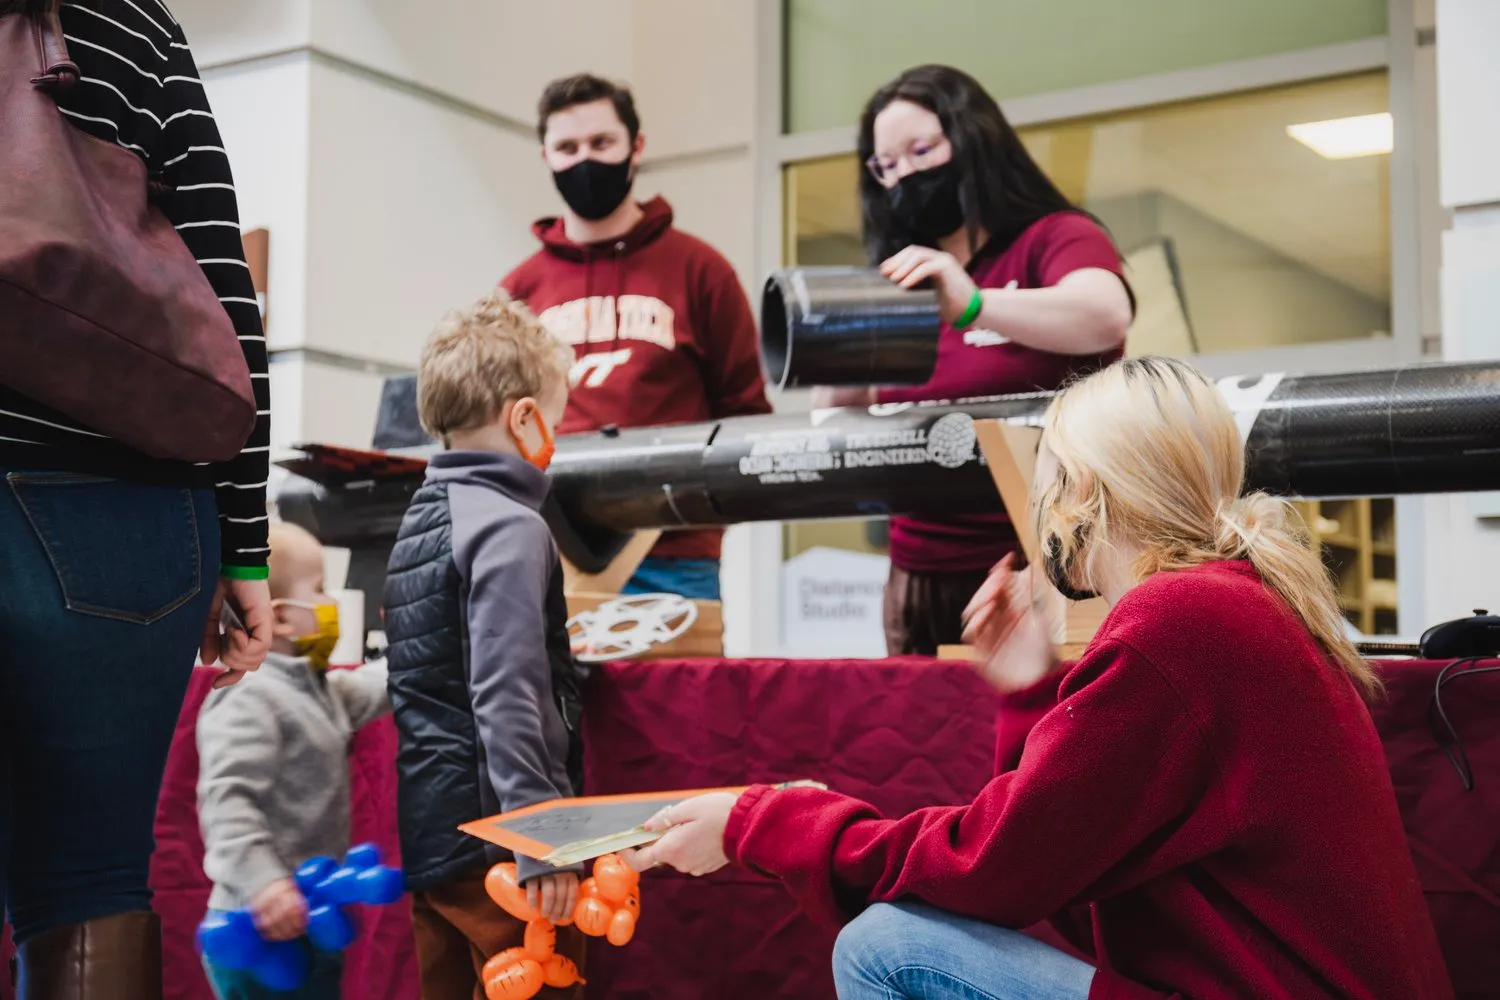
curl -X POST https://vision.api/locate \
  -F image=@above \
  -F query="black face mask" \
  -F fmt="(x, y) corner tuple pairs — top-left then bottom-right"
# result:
(553, 157), (634, 221)
(887, 160), (966, 244)
(1042, 529), (1099, 602)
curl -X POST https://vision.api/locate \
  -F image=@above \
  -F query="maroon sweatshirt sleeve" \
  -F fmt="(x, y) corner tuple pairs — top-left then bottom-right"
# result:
(725, 641), (1224, 929)
(993, 672), (1066, 774)
(697, 259), (773, 419)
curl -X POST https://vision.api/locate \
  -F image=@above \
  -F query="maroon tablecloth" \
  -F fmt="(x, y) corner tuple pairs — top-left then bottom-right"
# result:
(3, 657), (1497, 999)
(578, 657), (1002, 999)
(1364, 659), (1500, 1000)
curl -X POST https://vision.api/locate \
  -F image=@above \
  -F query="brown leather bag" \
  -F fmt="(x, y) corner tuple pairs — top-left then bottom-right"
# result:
(0, 0), (256, 464)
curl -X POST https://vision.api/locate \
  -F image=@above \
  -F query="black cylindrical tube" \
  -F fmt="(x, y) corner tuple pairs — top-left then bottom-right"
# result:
(1231, 363), (1500, 496)
(277, 361), (1500, 573)
(760, 267), (941, 389)
(548, 360), (1500, 538)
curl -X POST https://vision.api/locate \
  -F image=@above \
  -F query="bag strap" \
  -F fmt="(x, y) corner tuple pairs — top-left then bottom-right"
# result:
(28, 0), (78, 92)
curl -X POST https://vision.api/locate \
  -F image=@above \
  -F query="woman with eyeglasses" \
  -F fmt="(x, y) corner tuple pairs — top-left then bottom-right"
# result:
(816, 64), (1134, 656)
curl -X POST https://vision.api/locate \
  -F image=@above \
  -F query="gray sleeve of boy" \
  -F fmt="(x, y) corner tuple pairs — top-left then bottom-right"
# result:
(328, 660), (392, 730)
(450, 488), (577, 884)
(196, 683), (292, 901)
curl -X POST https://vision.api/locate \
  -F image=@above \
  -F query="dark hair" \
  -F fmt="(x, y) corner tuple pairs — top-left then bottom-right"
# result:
(858, 64), (1082, 264)
(536, 74), (641, 143)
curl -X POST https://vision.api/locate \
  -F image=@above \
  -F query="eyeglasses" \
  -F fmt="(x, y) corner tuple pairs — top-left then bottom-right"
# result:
(866, 133), (950, 187)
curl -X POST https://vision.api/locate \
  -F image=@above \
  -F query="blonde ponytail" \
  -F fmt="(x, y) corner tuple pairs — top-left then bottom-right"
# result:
(1042, 356), (1381, 700)
(1217, 496), (1379, 698)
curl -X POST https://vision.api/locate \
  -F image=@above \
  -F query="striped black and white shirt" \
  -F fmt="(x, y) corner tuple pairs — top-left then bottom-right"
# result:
(0, 0), (270, 568)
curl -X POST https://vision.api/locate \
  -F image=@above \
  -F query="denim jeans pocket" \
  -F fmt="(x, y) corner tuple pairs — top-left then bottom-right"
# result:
(7, 472), (203, 624)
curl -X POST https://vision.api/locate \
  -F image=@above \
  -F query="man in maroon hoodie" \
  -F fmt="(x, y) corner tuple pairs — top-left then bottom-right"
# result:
(502, 74), (772, 600)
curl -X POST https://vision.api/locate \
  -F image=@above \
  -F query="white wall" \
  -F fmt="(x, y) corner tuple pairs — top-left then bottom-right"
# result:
(171, 0), (311, 67)
(283, 359), (391, 451)
(199, 58), (312, 356)
(629, 0), (757, 161)
(308, 1), (635, 126)
(301, 61), (558, 368)
(636, 154), (760, 291)
(1406, 0), (1500, 630)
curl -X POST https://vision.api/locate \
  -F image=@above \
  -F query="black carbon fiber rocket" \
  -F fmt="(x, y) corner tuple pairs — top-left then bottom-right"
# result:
(279, 360), (1500, 578)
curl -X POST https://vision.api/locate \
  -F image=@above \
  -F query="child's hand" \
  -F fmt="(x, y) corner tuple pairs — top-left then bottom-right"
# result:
(249, 878), (308, 941)
(525, 871), (579, 925)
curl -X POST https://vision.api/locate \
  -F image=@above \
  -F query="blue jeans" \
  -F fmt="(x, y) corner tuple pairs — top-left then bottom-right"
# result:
(623, 557), (721, 601)
(202, 924), (344, 1000)
(0, 471), (217, 943)
(833, 902), (1096, 1000)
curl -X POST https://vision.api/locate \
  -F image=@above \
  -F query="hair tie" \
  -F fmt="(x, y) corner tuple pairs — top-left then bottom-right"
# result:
(1215, 506), (1254, 557)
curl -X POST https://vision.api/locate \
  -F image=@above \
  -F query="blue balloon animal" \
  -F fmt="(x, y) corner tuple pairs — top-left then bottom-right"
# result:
(196, 842), (405, 991)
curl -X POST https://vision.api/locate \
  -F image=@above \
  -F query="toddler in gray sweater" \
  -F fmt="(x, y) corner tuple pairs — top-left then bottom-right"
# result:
(196, 521), (391, 1000)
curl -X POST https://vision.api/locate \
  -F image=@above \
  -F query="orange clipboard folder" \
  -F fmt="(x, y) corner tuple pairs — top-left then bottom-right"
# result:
(458, 782), (827, 869)
(458, 788), (747, 869)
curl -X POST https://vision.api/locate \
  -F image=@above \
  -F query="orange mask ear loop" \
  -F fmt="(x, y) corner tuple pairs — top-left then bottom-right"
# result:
(514, 403), (556, 471)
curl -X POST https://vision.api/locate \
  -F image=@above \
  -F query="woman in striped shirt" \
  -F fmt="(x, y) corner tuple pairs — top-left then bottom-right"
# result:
(0, 1), (272, 993)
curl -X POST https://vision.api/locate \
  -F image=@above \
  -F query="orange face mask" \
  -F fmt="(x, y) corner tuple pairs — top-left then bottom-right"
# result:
(513, 402), (555, 471)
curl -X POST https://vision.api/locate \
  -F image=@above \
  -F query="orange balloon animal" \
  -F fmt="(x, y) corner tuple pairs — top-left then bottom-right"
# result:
(573, 854), (640, 945)
(523, 919), (556, 961)
(482, 948), (543, 1000)
(592, 854), (635, 902)
(481, 856), (638, 1000)
(484, 863), (538, 922)
(542, 954), (585, 989)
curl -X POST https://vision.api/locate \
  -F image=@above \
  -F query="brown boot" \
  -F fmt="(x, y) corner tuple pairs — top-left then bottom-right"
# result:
(16, 911), (163, 1000)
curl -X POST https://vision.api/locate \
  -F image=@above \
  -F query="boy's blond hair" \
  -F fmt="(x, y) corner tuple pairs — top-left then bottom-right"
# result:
(417, 289), (573, 441)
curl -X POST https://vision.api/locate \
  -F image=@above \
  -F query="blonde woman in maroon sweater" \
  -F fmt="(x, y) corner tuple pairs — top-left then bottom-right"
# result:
(630, 357), (1452, 1000)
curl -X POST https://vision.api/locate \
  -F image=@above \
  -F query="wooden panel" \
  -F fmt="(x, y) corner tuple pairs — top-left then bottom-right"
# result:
(972, 420), (1042, 564)
(242, 228), (269, 330)
(561, 529), (663, 596)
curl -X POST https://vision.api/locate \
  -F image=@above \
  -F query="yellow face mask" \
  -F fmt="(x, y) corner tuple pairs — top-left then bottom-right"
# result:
(277, 599), (341, 669)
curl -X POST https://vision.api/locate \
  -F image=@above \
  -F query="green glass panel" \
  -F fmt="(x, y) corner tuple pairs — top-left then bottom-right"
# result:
(786, 0), (1387, 133)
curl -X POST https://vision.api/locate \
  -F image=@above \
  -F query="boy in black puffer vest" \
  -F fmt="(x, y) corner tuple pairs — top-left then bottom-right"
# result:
(383, 289), (587, 1000)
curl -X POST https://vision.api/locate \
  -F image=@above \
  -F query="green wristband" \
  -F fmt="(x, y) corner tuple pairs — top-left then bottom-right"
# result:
(955, 286), (984, 329)
(220, 564), (270, 581)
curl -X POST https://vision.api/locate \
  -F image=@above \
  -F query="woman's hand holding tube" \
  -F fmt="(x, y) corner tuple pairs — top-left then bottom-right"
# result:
(880, 245), (979, 324)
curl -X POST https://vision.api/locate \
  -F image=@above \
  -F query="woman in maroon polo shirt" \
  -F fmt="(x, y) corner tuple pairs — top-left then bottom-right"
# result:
(629, 358), (1453, 1000)
(816, 64), (1133, 656)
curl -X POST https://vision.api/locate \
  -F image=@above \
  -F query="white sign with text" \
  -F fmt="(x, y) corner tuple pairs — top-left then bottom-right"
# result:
(780, 546), (890, 658)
